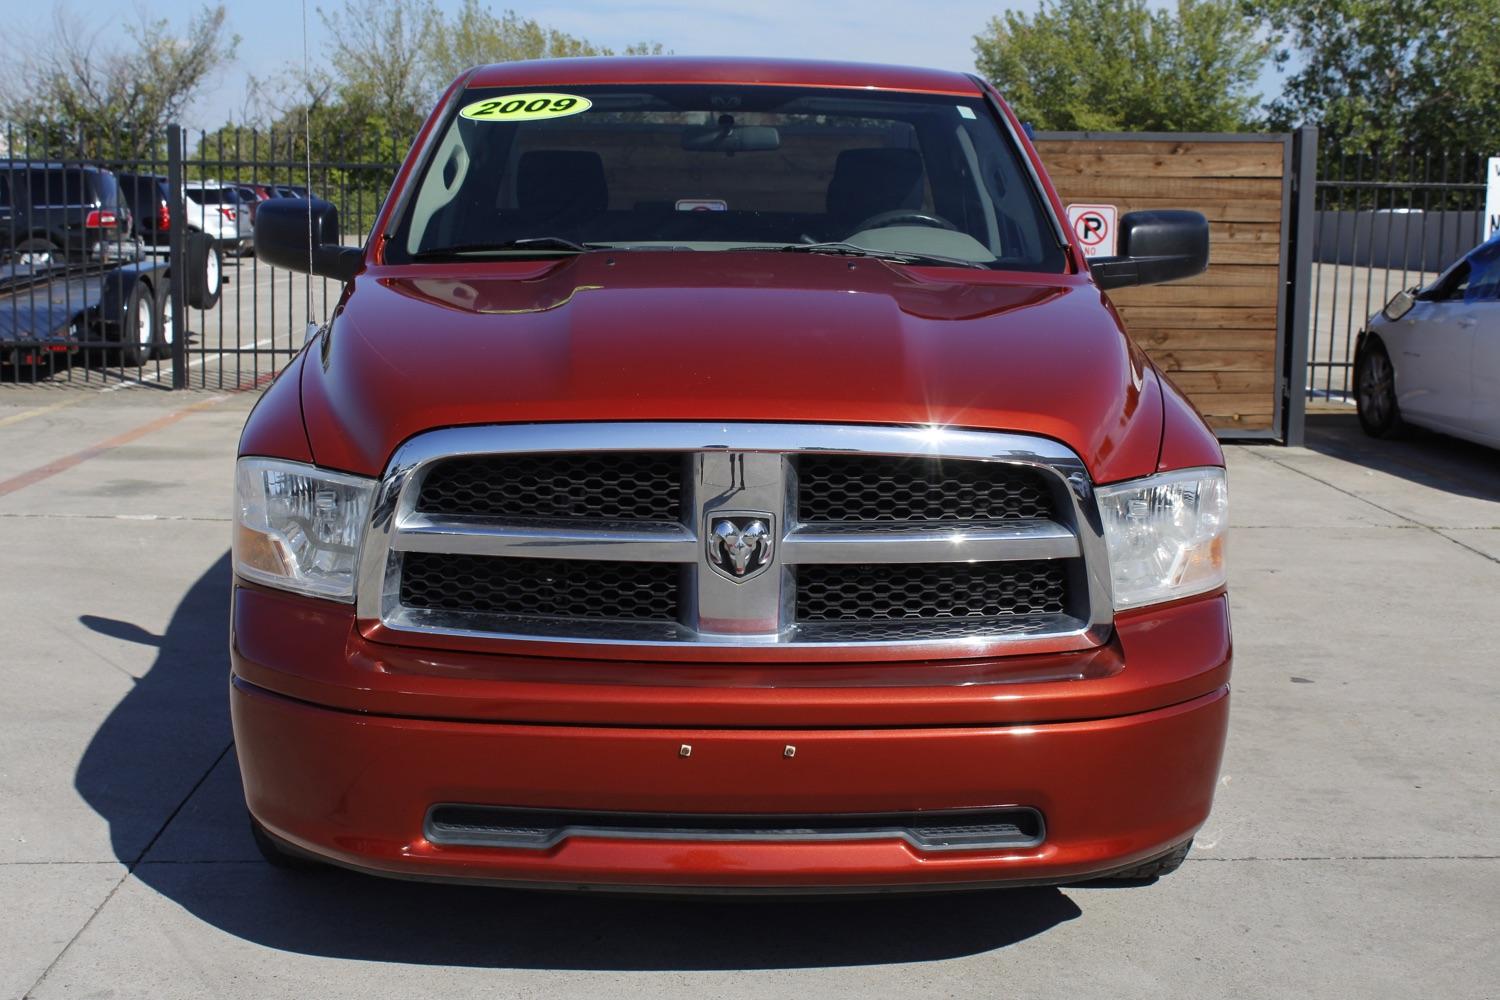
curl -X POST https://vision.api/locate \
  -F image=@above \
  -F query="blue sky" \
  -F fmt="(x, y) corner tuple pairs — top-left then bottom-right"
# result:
(1, 0), (1283, 131)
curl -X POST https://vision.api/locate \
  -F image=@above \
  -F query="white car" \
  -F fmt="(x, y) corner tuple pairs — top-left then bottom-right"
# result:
(1356, 234), (1500, 449)
(183, 181), (254, 255)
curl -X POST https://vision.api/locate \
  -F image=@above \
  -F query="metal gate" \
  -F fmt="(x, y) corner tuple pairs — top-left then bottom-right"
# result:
(1306, 151), (1490, 402)
(1, 121), (402, 390)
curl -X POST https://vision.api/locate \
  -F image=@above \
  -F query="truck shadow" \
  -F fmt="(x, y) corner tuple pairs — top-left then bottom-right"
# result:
(74, 554), (1082, 970)
(1303, 413), (1500, 503)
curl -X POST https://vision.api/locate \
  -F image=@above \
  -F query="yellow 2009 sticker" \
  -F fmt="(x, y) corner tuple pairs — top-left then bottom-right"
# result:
(459, 93), (592, 122)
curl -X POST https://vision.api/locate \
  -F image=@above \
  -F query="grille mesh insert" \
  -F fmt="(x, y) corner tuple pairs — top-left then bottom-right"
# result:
(795, 455), (1055, 523)
(417, 452), (682, 523)
(400, 553), (679, 622)
(796, 561), (1068, 623)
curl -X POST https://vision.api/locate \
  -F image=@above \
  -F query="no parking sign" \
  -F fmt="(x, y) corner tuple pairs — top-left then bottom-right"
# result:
(1065, 203), (1118, 257)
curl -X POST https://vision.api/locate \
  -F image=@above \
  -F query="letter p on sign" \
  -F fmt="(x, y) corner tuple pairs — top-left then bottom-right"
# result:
(1066, 204), (1118, 258)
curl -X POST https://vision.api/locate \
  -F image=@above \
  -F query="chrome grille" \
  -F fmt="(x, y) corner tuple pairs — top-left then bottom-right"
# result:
(358, 423), (1113, 657)
(417, 452), (682, 523)
(400, 553), (679, 623)
(796, 455), (1055, 522)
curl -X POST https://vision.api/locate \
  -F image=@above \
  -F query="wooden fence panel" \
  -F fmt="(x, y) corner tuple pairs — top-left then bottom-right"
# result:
(1034, 134), (1288, 434)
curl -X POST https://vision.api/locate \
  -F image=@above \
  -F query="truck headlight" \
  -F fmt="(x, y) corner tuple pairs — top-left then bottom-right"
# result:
(1096, 467), (1228, 610)
(233, 457), (375, 601)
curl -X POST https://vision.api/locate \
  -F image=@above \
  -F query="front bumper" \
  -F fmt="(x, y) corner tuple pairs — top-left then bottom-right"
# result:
(231, 587), (1231, 891)
(234, 678), (1226, 890)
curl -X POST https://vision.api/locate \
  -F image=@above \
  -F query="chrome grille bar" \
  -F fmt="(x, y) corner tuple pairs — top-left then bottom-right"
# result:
(392, 517), (698, 561)
(782, 520), (1080, 563)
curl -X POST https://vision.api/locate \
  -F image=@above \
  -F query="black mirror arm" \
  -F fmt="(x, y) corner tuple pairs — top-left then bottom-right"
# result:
(1087, 255), (1136, 290)
(1088, 253), (1200, 291)
(312, 245), (363, 282)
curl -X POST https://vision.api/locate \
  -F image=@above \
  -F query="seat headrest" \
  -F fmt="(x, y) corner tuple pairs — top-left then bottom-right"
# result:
(827, 148), (925, 225)
(516, 150), (608, 218)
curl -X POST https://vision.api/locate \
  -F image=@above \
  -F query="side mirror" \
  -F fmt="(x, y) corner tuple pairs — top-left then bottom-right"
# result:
(1088, 210), (1209, 291)
(1383, 288), (1417, 320)
(254, 197), (362, 281)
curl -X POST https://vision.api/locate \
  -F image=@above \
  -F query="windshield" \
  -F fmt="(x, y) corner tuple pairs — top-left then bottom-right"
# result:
(389, 84), (1066, 271)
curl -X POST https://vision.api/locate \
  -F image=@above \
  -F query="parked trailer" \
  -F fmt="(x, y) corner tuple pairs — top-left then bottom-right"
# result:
(0, 233), (222, 371)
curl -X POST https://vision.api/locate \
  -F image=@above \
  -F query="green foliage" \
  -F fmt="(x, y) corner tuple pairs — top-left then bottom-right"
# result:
(1251, 0), (1500, 157)
(425, 1), (663, 87)
(973, 0), (1268, 132)
(317, 0), (437, 139)
(1, 4), (238, 159)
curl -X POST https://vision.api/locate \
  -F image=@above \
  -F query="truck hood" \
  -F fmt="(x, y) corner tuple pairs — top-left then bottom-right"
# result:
(300, 252), (1164, 482)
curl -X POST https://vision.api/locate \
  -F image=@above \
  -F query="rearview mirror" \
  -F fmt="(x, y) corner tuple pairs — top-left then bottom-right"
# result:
(681, 124), (781, 153)
(1088, 210), (1209, 290)
(254, 197), (362, 281)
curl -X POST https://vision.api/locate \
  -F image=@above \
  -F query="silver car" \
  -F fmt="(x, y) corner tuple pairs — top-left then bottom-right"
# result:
(1356, 233), (1500, 449)
(183, 181), (254, 255)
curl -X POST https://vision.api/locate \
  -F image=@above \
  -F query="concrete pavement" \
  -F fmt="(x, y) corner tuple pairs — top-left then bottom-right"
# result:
(0, 386), (1496, 999)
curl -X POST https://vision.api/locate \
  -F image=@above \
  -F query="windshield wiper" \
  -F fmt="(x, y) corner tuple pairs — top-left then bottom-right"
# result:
(730, 242), (988, 270)
(412, 237), (605, 259)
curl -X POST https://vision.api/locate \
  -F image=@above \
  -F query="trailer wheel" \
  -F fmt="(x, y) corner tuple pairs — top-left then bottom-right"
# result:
(151, 279), (175, 360)
(118, 282), (155, 368)
(185, 232), (222, 309)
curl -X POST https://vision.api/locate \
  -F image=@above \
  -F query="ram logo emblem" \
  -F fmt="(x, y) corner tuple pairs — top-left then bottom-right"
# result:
(706, 514), (775, 582)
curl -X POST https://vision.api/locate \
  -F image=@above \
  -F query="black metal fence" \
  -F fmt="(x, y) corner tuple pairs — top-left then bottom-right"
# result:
(4, 122), (1492, 407)
(1, 121), (403, 389)
(1307, 151), (1490, 401)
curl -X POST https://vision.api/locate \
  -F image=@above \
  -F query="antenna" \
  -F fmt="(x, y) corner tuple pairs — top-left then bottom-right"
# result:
(301, 0), (314, 324)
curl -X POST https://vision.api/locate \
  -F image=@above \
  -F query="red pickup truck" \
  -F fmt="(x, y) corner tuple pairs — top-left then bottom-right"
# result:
(235, 57), (1230, 892)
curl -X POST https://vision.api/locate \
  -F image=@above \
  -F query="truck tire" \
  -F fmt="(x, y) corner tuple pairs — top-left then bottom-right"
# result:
(185, 232), (222, 309)
(249, 816), (323, 872)
(117, 282), (155, 368)
(1085, 839), (1194, 884)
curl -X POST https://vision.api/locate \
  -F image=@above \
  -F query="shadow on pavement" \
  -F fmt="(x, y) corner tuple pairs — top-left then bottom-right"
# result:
(1303, 413), (1500, 502)
(149, 864), (1082, 970)
(75, 554), (1081, 970)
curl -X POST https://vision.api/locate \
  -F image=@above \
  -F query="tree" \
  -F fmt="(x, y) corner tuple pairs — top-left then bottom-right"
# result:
(973, 0), (1267, 132)
(1251, 0), (1500, 157)
(310, 0), (664, 137)
(1, 4), (239, 158)
(224, 0), (665, 233)
(425, 1), (662, 88)
(317, 0), (438, 138)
